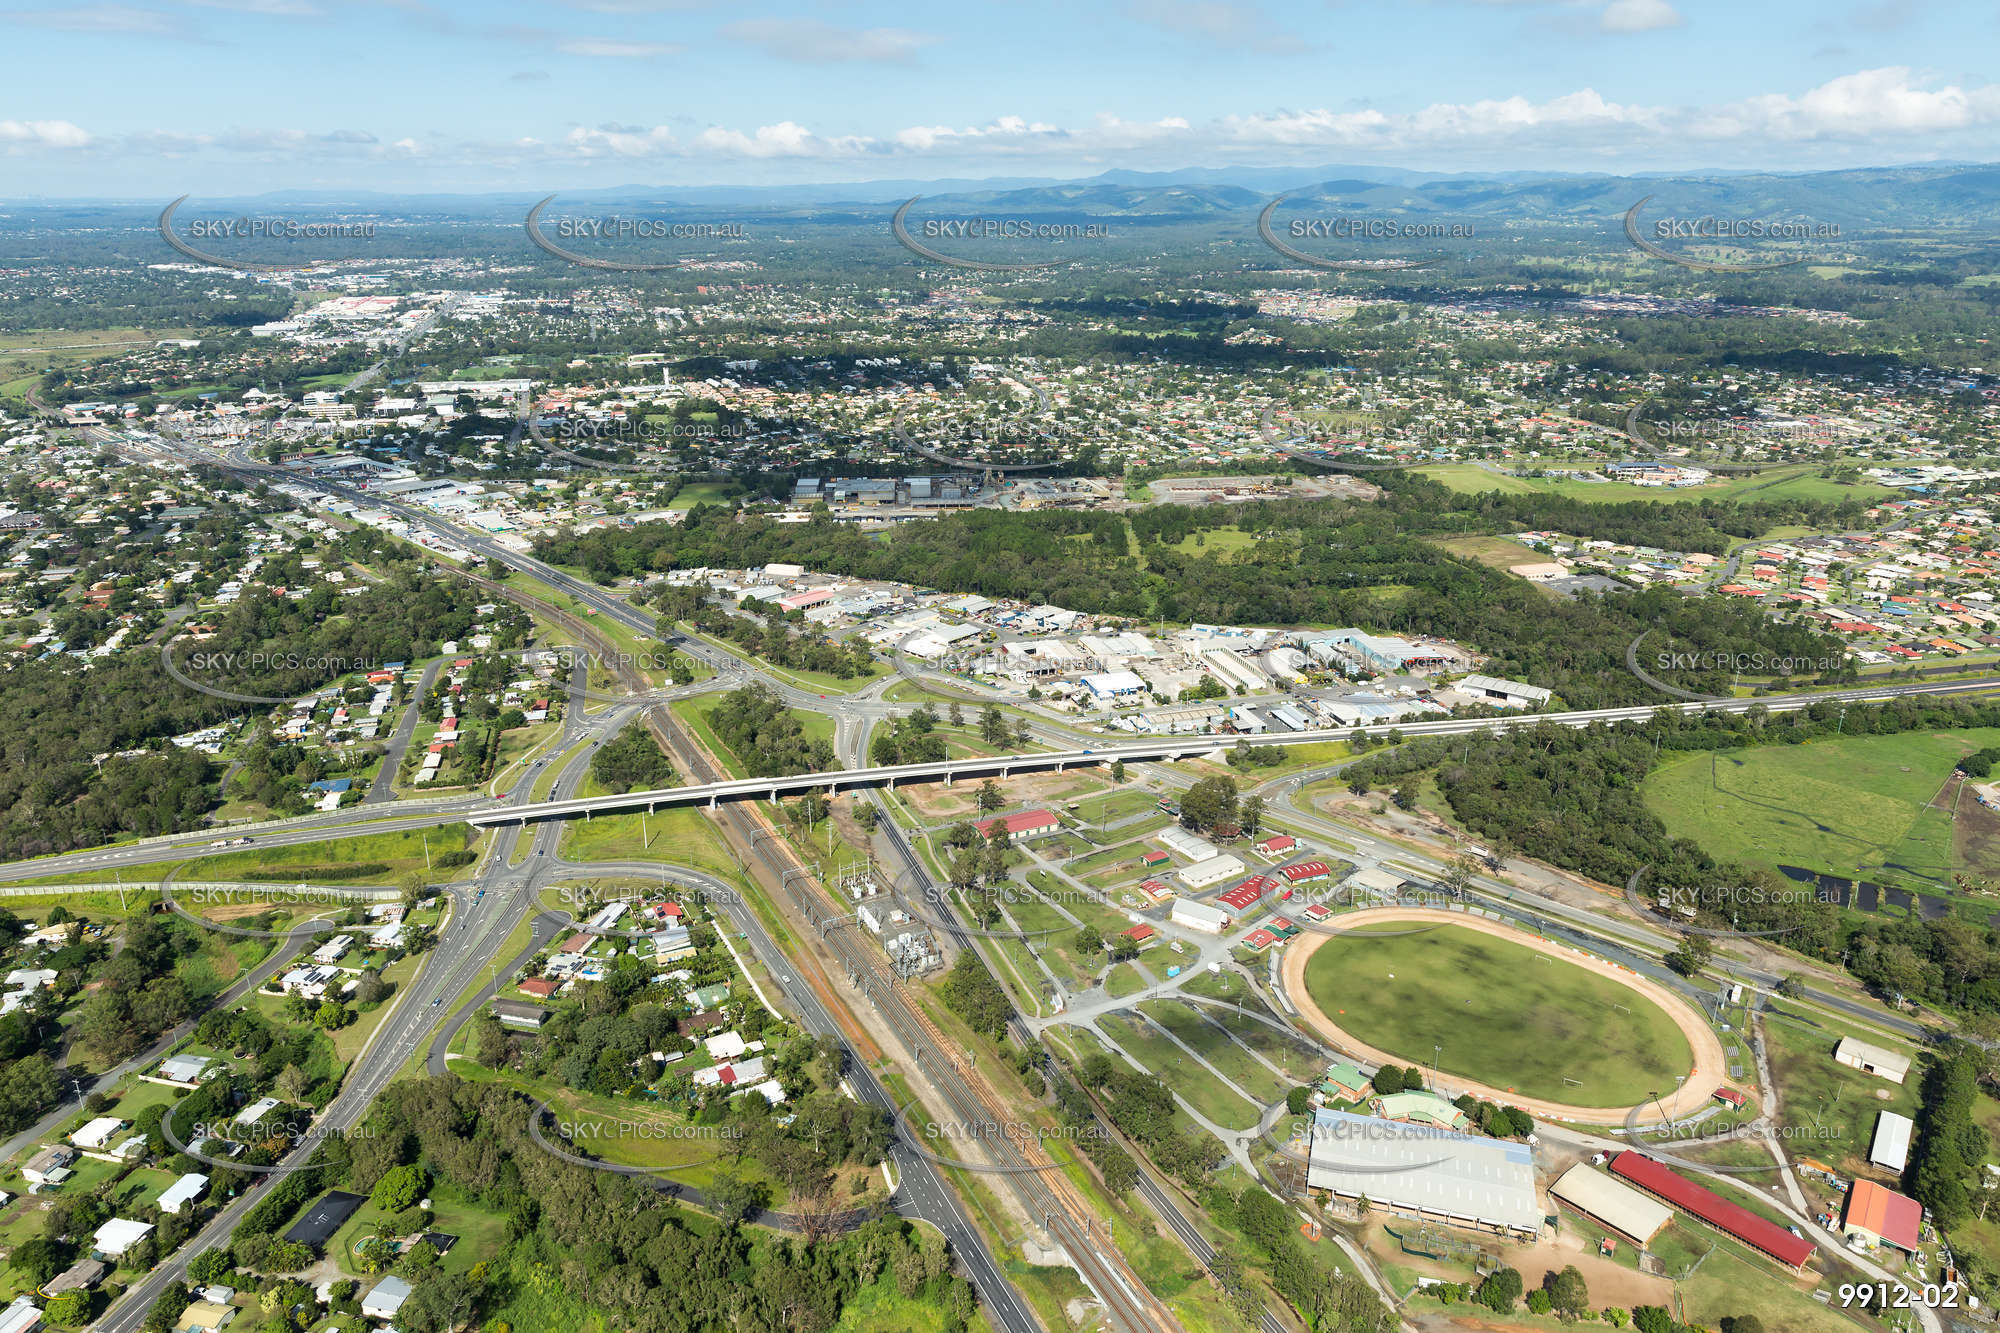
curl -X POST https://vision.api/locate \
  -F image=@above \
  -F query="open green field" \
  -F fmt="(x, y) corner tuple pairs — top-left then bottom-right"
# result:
(1760, 1009), (1922, 1178)
(183, 826), (475, 886)
(1417, 461), (1888, 511)
(1301, 923), (1693, 1106)
(1099, 1012), (1263, 1131)
(1432, 534), (1550, 571)
(1642, 727), (2000, 889)
(559, 803), (740, 878)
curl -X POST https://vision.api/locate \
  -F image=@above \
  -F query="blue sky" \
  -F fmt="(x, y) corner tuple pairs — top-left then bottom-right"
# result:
(2, 0), (1996, 196)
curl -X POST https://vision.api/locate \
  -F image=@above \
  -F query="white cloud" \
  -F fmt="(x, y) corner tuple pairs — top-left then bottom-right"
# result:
(553, 36), (679, 56)
(721, 20), (935, 64)
(1599, 0), (1681, 32)
(1, 4), (199, 37)
(0, 119), (92, 149)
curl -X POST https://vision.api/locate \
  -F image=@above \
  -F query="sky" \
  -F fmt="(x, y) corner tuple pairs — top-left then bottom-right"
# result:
(2, 0), (1997, 197)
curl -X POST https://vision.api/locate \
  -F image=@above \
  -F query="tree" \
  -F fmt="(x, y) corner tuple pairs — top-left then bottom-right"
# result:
(275, 1063), (310, 1101)
(1546, 1265), (1589, 1321)
(370, 1163), (427, 1214)
(473, 1014), (510, 1068)
(1109, 759), (1126, 782)
(1443, 854), (1477, 899)
(315, 1000), (349, 1029)
(1286, 1086), (1312, 1115)
(975, 779), (1005, 813)
(706, 1168), (764, 1225)
(1476, 1268), (1523, 1313)
(1240, 794), (1265, 834)
(397, 1271), (479, 1333)
(1180, 775), (1239, 833)
(187, 1248), (234, 1285)
(1666, 934), (1713, 978)
(44, 1290), (91, 1327)
(854, 803), (879, 834)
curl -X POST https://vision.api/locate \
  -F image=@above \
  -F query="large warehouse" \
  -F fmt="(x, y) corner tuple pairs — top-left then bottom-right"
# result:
(1609, 1153), (1816, 1270)
(1305, 1110), (1541, 1238)
(1549, 1163), (1672, 1244)
(1180, 853), (1246, 890)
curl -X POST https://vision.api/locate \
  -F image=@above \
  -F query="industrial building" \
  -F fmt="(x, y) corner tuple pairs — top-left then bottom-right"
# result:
(1304, 1110), (1540, 1238)
(1869, 1111), (1913, 1173)
(1834, 1037), (1910, 1084)
(1608, 1153), (1815, 1270)
(1170, 899), (1231, 934)
(1842, 1179), (1922, 1253)
(1179, 853), (1246, 890)
(1549, 1163), (1672, 1244)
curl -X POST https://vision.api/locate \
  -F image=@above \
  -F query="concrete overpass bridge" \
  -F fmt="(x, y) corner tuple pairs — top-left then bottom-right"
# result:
(466, 674), (2000, 827)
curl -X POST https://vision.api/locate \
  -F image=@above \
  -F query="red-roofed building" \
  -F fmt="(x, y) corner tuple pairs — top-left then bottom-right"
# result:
(974, 809), (1060, 843)
(519, 977), (558, 999)
(1256, 834), (1296, 856)
(1609, 1153), (1815, 1270)
(1713, 1086), (1747, 1109)
(1138, 878), (1175, 902)
(1219, 875), (1277, 912)
(1243, 928), (1279, 951)
(1141, 850), (1171, 869)
(1122, 923), (1157, 946)
(1280, 860), (1331, 884)
(1300, 903), (1333, 922)
(1843, 1179), (1922, 1253)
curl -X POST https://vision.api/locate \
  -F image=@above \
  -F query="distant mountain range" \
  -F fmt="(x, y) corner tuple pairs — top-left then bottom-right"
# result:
(27, 162), (2000, 228)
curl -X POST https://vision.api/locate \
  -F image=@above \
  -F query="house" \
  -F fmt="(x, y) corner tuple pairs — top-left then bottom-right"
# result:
(158, 1172), (209, 1215)
(518, 977), (558, 1000)
(1255, 834), (1295, 856)
(236, 1097), (282, 1129)
(972, 809), (1061, 843)
(43, 1258), (107, 1295)
(92, 1217), (155, 1258)
(0, 1297), (41, 1333)
(704, 1030), (750, 1061)
(492, 1000), (549, 1031)
(1833, 1037), (1910, 1084)
(22, 1145), (75, 1186)
(72, 1117), (127, 1150)
(1843, 1179), (1923, 1253)
(173, 1301), (236, 1333)
(159, 1054), (217, 1084)
(1319, 1062), (1370, 1103)
(362, 1274), (412, 1321)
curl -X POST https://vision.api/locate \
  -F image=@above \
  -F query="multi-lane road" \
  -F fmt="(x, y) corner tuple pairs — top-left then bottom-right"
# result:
(54, 423), (2000, 1333)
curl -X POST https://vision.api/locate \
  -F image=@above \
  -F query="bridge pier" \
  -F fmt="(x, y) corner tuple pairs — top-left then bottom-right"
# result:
(709, 794), (718, 809)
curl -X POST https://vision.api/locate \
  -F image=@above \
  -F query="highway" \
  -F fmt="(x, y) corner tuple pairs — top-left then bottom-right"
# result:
(55, 423), (1998, 1333)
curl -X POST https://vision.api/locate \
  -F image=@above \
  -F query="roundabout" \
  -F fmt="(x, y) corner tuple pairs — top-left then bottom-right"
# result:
(1278, 908), (1731, 1125)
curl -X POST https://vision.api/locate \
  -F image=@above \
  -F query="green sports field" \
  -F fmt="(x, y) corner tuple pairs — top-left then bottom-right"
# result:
(1641, 728), (2000, 890)
(1301, 922), (1694, 1107)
